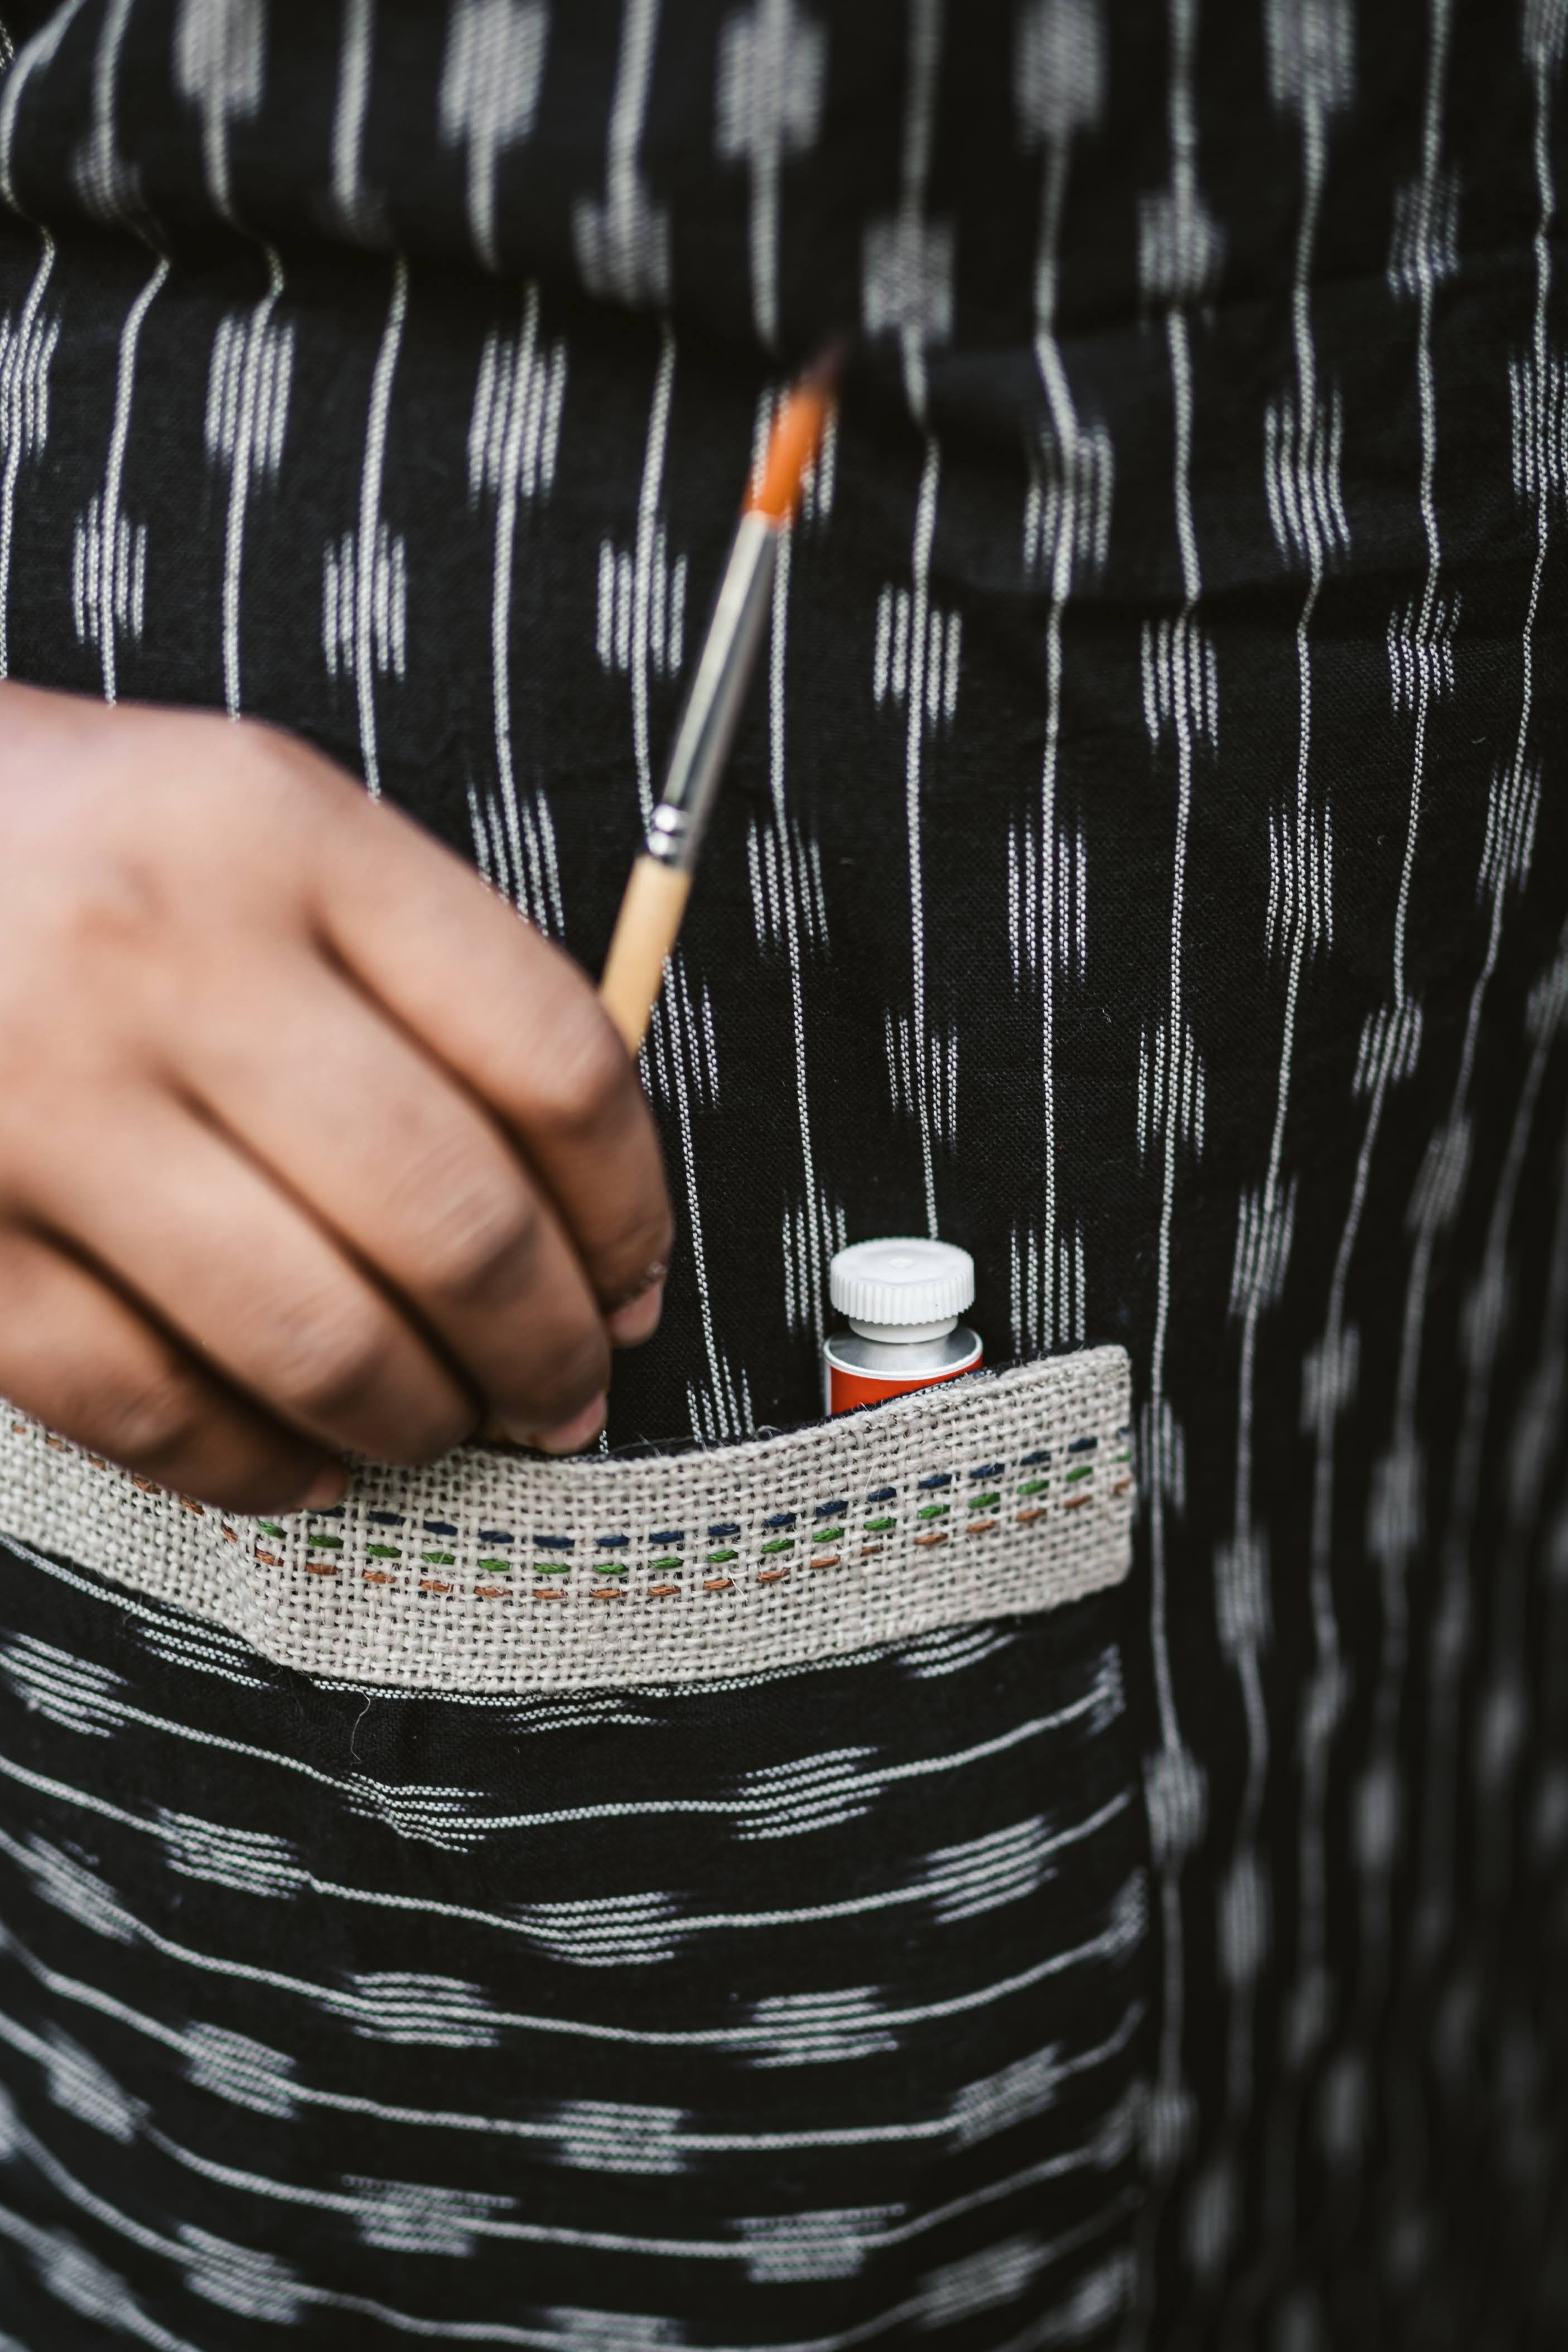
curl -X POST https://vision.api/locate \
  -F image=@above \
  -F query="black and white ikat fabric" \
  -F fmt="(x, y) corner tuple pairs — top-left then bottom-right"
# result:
(0, 1535), (1150, 2352)
(1, 0), (1568, 2345)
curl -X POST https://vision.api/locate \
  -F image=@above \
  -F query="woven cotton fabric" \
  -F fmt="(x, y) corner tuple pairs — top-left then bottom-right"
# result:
(0, 1531), (1151, 2352)
(1, 2), (1568, 2347)
(0, 1352), (1132, 1689)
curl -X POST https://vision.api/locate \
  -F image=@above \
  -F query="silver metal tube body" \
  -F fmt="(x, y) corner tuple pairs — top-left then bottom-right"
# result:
(645, 509), (778, 874)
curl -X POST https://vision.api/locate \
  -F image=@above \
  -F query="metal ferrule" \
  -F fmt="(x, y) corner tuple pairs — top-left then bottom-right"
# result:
(643, 509), (778, 874)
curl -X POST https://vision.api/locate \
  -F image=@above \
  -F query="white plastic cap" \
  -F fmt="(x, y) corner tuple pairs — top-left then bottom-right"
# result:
(829, 1237), (975, 1336)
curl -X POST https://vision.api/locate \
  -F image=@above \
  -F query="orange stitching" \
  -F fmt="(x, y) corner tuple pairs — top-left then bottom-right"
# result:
(29, 1425), (1123, 1608)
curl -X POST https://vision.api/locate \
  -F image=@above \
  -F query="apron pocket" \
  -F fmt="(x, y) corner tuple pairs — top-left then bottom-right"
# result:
(0, 1346), (1133, 1694)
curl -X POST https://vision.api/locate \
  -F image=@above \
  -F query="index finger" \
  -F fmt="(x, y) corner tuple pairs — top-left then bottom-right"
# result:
(291, 756), (673, 1322)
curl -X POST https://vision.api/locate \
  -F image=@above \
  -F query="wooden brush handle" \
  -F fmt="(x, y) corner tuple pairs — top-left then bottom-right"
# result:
(599, 855), (693, 1054)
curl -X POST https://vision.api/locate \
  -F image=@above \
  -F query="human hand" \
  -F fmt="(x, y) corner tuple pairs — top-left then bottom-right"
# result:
(0, 683), (671, 1514)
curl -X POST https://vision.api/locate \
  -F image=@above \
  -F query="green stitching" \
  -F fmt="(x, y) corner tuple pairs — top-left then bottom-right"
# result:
(250, 1461), (1116, 1583)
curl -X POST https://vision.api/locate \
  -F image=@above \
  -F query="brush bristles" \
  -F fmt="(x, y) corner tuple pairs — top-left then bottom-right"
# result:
(746, 350), (842, 524)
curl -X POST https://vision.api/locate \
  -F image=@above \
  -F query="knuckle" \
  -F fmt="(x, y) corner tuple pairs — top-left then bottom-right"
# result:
(214, 721), (337, 854)
(53, 855), (162, 967)
(529, 1016), (631, 1144)
(412, 1178), (543, 1312)
(264, 1293), (393, 1425)
(226, 715), (314, 802)
(259, 1289), (474, 1462)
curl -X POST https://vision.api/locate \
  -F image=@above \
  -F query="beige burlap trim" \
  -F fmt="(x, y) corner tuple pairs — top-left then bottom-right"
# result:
(0, 1348), (1132, 1691)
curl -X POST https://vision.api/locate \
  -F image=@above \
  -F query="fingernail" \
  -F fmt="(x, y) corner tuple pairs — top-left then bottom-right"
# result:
(530, 1393), (607, 1455)
(299, 1463), (349, 1512)
(607, 1279), (665, 1347)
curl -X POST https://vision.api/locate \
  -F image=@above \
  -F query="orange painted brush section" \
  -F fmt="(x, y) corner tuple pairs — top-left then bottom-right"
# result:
(746, 379), (833, 524)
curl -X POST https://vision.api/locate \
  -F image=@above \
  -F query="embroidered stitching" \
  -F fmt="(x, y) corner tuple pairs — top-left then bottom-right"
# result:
(0, 1349), (1132, 1693)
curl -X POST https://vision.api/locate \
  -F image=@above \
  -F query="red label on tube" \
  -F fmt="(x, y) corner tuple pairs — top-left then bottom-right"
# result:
(827, 1347), (982, 1416)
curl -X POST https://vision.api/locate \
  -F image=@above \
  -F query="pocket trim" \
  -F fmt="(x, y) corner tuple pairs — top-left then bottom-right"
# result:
(0, 1348), (1132, 1691)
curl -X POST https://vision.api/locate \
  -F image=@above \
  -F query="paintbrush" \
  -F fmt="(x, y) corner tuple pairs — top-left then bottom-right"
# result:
(598, 356), (837, 1055)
